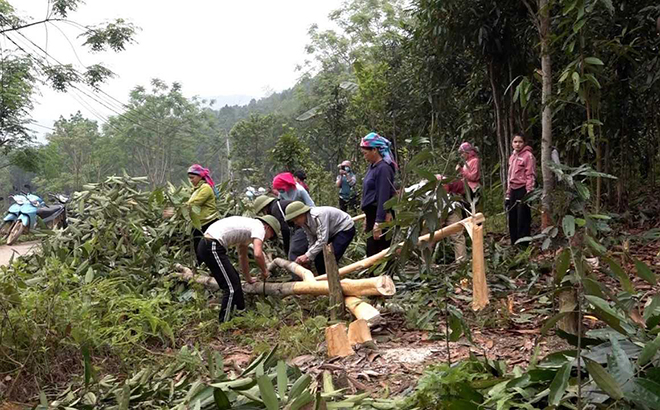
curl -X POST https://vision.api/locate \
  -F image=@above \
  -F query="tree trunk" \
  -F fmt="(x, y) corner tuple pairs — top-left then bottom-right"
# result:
(345, 297), (381, 325)
(174, 266), (396, 297)
(539, 0), (554, 228)
(471, 224), (489, 311)
(489, 61), (509, 194)
(324, 244), (346, 320)
(316, 213), (486, 280)
(268, 258), (315, 282)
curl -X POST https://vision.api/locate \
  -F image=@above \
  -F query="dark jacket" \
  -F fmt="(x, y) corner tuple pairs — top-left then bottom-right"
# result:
(269, 199), (293, 253)
(361, 160), (396, 222)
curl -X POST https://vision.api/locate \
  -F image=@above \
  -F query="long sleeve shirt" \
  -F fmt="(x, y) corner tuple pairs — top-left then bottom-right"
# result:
(302, 206), (354, 260)
(460, 156), (480, 191)
(361, 160), (395, 222)
(280, 183), (315, 207)
(507, 146), (536, 196)
(336, 171), (357, 200)
(187, 183), (219, 225)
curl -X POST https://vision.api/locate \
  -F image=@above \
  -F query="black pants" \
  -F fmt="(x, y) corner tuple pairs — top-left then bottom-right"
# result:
(196, 239), (245, 322)
(192, 220), (217, 265)
(508, 187), (531, 246)
(313, 226), (356, 275)
(339, 197), (358, 213)
(363, 204), (392, 257)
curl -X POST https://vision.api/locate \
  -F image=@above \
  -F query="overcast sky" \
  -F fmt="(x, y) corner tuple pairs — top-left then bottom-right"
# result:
(10, 0), (343, 138)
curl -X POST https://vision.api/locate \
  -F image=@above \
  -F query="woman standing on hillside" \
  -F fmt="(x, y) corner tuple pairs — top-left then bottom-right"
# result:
(506, 133), (536, 246)
(456, 142), (481, 211)
(186, 164), (219, 260)
(360, 132), (397, 256)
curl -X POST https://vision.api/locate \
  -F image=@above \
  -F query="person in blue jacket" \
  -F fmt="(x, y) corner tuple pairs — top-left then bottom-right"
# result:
(359, 132), (397, 256)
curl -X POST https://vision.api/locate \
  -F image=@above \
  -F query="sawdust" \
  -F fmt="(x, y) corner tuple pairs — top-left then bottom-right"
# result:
(381, 346), (435, 364)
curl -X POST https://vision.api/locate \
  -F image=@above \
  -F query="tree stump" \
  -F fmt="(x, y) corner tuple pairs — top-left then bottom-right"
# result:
(325, 323), (354, 358)
(347, 319), (373, 347)
(324, 244), (346, 320)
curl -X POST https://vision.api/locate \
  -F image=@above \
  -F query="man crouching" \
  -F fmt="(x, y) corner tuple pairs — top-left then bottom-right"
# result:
(197, 215), (281, 322)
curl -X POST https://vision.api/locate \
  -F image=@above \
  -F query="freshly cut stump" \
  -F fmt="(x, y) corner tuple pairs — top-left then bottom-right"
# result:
(325, 323), (354, 358)
(348, 319), (373, 346)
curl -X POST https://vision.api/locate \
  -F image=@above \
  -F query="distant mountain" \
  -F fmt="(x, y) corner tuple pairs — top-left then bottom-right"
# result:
(200, 95), (256, 108)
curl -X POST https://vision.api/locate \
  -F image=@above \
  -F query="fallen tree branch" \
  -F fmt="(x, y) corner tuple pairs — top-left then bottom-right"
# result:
(317, 213), (486, 280)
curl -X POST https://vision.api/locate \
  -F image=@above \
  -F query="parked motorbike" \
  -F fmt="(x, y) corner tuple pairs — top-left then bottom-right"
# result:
(2, 192), (69, 245)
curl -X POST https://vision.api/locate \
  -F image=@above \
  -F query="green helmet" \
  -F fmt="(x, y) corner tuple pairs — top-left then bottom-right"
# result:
(257, 215), (281, 236)
(284, 201), (311, 221)
(253, 195), (276, 214)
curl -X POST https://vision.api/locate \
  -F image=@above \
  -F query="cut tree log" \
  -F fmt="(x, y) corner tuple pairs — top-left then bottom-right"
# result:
(242, 276), (395, 297)
(345, 297), (381, 325)
(317, 213), (486, 280)
(174, 264), (219, 289)
(324, 244), (346, 320)
(347, 319), (373, 346)
(352, 214), (366, 222)
(471, 223), (489, 311)
(173, 266), (396, 297)
(264, 259), (382, 324)
(325, 323), (354, 357)
(268, 258), (315, 281)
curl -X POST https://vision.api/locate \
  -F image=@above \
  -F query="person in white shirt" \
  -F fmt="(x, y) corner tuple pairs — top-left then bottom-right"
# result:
(197, 215), (280, 322)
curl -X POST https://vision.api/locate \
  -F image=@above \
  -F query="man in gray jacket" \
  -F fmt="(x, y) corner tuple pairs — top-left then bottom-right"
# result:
(284, 201), (356, 275)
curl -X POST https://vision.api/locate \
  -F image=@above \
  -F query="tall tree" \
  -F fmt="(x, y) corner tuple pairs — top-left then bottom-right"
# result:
(104, 80), (210, 187)
(0, 0), (137, 155)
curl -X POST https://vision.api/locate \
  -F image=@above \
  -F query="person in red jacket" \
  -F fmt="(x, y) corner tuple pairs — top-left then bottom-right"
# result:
(506, 133), (537, 246)
(456, 142), (481, 211)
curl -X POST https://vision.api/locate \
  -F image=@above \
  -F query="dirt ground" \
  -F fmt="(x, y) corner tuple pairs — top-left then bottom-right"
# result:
(0, 241), (37, 266)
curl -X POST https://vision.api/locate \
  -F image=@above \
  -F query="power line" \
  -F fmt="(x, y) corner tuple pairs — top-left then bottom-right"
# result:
(3, 28), (224, 145)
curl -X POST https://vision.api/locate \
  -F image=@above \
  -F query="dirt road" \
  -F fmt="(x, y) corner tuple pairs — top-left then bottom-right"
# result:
(0, 241), (38, 266)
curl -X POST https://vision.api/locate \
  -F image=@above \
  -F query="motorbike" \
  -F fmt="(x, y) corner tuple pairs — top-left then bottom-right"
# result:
(1, 192), (69, 245)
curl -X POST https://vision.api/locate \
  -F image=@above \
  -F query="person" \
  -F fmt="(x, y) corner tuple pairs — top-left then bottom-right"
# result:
(293, 170), (309, 192)
(336, 160), (358, 212)
(197, 215), (280, 322)
(506, 133), (536, 246)
(186, 164), (219, 261)
(456, 142), (481, 211)
(272, 172), (315, 262)
(360, 132), (397, 257)
(285, 201), (356, 275)
(272, 172), (315, 207)
(253, 195), (293, 256)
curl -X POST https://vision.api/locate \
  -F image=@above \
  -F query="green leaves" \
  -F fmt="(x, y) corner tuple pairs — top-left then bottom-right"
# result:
(604, 257), (633, 293)
(562, 215), (576, 238)
(548, 362), (572, 406)
(638, 335), (660, 367)
(213, 388), (231, 410)
(634, 258), (657, 285)
(572, 72), (581, 92)
(584, 57), (604, 66)
(555, 248), (571, 284)
(257, 375), (279, 410)
(585, 358), (624, 400)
